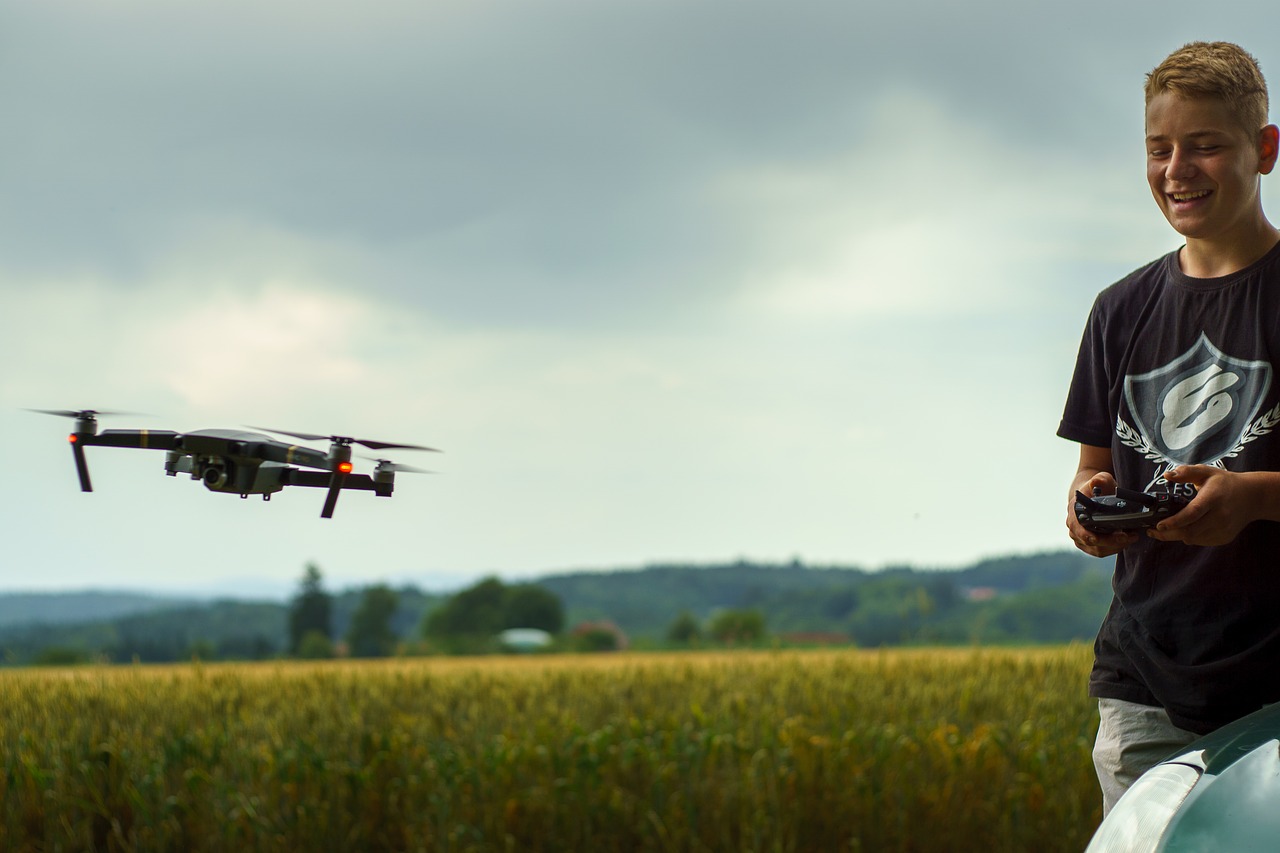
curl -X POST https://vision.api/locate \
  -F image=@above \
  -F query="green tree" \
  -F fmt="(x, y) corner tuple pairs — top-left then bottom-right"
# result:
(844, 576), (930, 647)
(347, 584), (400, 658)
(708, 608), (767, 645)
(33, 646), (91, 666)
(289, 563), (332, 655)
(297, 630), (334, 659)
(185, 639), (216, 662)
(503, 583), (564, 633)
(425, 577), (507, 638)
(424, 577), (565, 649)
(666, 611), (702, 644)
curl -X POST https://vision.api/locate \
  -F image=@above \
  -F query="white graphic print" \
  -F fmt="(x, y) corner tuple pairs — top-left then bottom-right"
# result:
(1120, 333), (1278, 489)
(1159, 364), (1240, 451)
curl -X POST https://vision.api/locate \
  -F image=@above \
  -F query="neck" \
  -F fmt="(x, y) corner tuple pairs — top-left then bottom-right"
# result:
(1181, 220), (1280, 278)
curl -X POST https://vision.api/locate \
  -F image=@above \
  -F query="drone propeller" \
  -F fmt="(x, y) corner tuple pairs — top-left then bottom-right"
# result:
(362, 456), (436, 474)
(27, 408), (145, 421)
(248, 426), (441, 453)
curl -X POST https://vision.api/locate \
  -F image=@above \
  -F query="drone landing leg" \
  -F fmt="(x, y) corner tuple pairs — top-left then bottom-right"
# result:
(320, 473), (345, 518)
(71, 440), (93, 492)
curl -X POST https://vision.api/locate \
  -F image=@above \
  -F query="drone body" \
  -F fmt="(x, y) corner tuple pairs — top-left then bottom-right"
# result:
(36, 410), (437, 518)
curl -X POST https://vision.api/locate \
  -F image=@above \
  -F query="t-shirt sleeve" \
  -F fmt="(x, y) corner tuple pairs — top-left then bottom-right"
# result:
(1058, 297), (1114, 448)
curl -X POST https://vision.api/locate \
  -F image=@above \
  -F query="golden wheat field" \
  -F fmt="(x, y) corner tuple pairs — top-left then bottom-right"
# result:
(0, 646), (1102, 852)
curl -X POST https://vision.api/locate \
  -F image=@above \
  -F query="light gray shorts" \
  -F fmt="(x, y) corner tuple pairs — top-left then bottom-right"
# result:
(1093, 697), (1200, 816)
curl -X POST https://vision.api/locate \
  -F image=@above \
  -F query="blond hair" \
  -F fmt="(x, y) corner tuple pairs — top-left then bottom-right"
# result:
(1146, 41), (1269, 134)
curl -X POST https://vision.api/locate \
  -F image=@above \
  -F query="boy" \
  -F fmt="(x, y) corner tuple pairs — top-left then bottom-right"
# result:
(1059, 41), (1280, 815)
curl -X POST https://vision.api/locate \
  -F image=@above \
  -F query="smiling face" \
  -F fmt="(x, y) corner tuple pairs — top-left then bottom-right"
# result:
(1145, 92), (1276, 247)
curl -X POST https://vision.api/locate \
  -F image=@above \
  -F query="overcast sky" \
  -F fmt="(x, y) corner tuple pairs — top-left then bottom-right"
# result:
(4, 0), (1277, 597)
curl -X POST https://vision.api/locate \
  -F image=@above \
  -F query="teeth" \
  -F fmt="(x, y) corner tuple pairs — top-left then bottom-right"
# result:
(1171, 190), (1211, 201)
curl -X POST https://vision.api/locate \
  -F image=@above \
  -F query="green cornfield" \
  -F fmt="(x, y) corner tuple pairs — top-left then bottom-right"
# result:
(0, 646), (1102, 852)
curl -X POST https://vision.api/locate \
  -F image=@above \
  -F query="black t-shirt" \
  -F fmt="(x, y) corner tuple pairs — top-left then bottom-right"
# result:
(1059, 242), (1280, 735)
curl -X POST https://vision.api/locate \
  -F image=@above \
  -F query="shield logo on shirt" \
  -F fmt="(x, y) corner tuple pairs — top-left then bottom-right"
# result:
(1123, 333), (1272, 466)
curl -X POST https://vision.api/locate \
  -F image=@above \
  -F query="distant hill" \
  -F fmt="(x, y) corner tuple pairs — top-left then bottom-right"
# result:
(0, 585), (444, 664)
(0, 551), (1116, 663)
(0, 591), (199, 629)
(537, 550), (1114, 639)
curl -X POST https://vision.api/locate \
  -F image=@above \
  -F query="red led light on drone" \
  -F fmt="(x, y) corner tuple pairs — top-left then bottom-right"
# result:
(337, 461), (354, 474)
(68, 434), (78, 443)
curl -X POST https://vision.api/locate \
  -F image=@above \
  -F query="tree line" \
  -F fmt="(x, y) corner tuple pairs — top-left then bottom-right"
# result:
(288, 566), (570, 658)
(0, 550), (1116, 665)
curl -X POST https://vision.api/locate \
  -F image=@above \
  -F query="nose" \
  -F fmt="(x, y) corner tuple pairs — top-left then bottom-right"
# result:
(1167, 146), (1198, 181)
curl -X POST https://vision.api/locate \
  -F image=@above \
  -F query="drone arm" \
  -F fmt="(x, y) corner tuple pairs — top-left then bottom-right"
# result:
(87, 430), (182, 450)
(281, 470), (381, 492)
(279, 469), (388, 518)
(66, 430), (180, 492)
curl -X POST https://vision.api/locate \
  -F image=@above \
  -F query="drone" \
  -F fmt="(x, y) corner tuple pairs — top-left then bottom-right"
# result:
(30, 409), (440, 518)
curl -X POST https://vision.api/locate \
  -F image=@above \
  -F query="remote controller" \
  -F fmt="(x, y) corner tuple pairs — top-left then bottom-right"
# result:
(1074, 484), (1196, 534)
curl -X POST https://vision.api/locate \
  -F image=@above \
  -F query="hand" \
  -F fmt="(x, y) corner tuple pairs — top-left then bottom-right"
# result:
(1147, 465), (1256, 546)
(1066, 472), (1140, 557)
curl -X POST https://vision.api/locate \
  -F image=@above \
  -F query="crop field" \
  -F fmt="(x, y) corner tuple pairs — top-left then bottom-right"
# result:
(1, 646), (1101, 852)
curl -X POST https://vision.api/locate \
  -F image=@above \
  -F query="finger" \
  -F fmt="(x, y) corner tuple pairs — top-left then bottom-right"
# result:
(1164, 464), (1215, 486)
(1087, 472), (1118, 493)
(1155, 503), (1208, 531)
(1109, 531), (1139, 549)
(1078, 530), (1137, 554)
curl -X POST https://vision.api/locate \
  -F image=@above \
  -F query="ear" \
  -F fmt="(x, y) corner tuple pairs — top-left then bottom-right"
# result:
(1259, 124), (1280, 175)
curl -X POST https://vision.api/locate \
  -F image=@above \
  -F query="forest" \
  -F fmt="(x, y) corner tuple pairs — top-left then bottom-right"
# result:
(0, 550), (1115, 665)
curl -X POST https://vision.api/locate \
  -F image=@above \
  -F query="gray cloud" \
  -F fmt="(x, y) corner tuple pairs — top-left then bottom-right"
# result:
(7, 0), (1239, 332)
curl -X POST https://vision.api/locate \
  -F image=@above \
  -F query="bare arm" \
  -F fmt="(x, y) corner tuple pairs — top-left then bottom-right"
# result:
(1149, 465), (1280, 546)
(1066, 444), (1139, 557)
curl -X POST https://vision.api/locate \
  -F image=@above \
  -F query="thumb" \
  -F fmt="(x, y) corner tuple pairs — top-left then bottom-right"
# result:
(1084, 471), (1118, 493)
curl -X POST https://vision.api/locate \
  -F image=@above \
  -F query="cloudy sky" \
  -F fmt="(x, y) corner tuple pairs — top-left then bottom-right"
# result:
(3, 0), (1275, 596)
